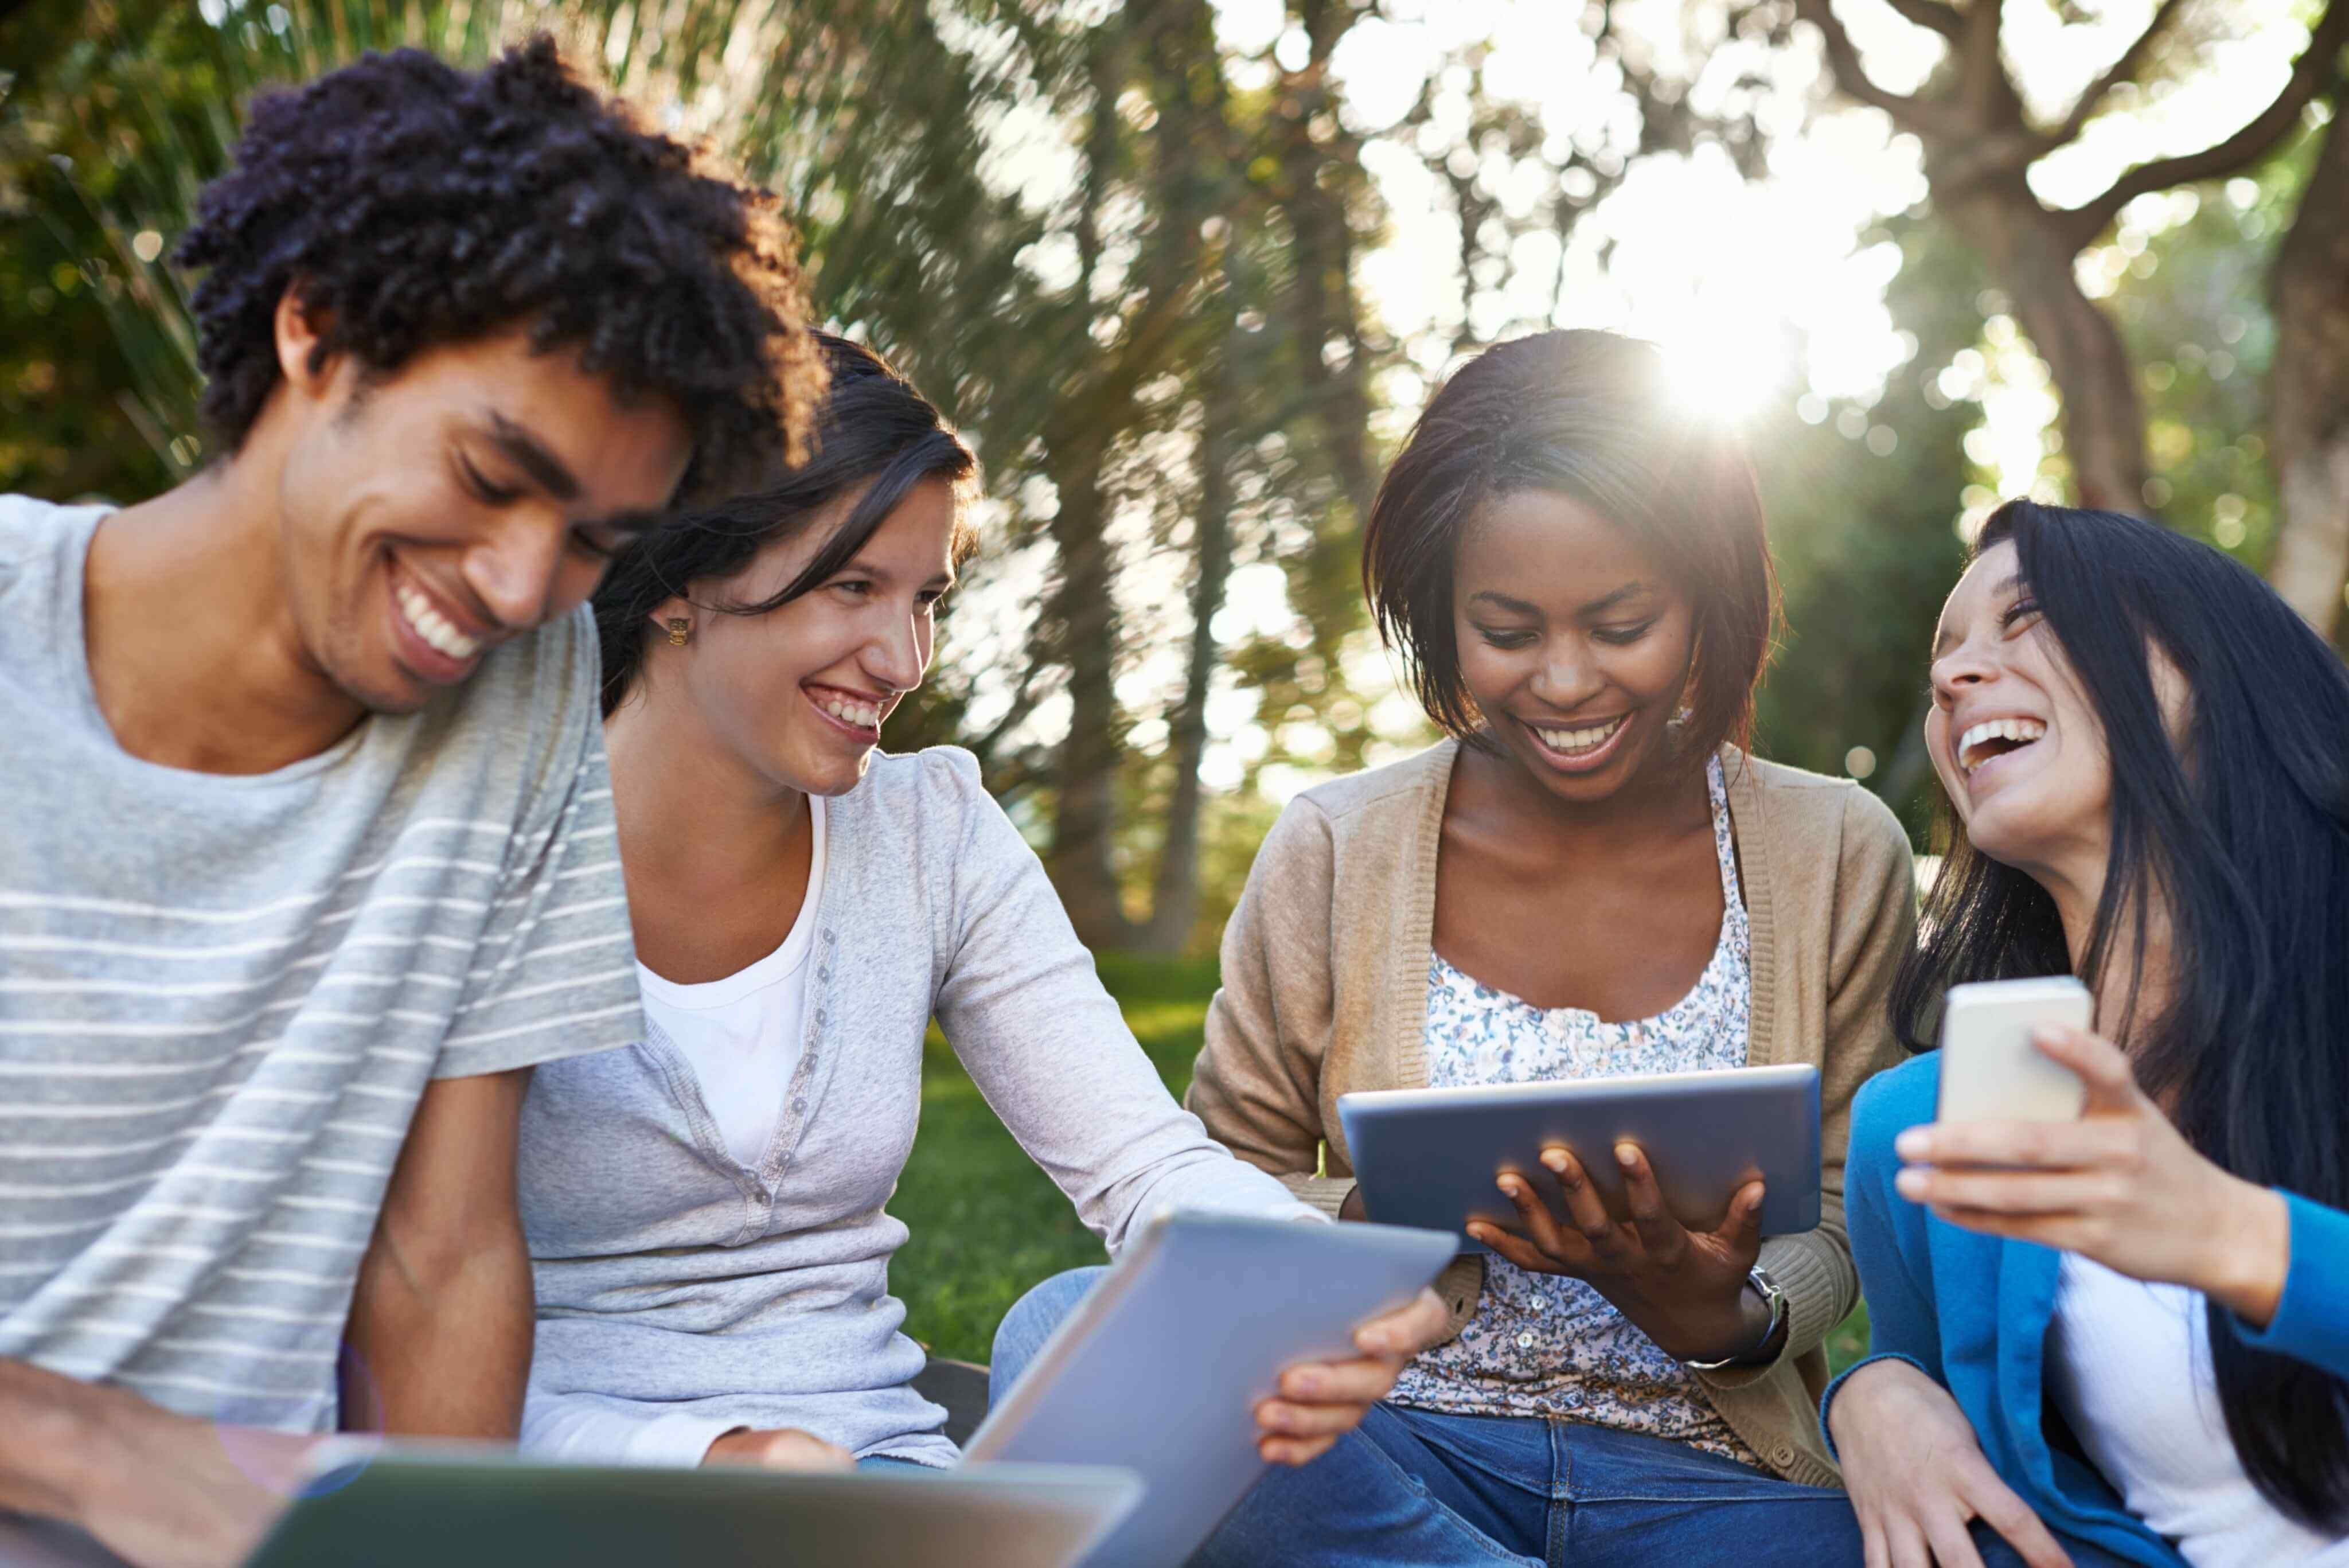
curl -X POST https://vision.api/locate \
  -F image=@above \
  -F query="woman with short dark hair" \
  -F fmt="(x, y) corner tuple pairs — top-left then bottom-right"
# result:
(1827, 500), (2349, 1568)
(993, 329), (1906, 1564)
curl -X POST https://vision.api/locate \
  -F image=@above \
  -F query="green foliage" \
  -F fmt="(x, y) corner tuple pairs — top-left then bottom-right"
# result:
(1756, 214), (1985, 841)
(2104, 129), (2324, 564)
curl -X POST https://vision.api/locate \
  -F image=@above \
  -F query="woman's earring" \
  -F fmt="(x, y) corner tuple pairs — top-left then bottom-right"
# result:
(1668, 704), (1694, 728)
(666, 617), (691, 648)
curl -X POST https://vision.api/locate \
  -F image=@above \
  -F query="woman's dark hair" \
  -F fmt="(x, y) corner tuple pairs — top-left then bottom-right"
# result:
(594, 332), (976, 715)
(175, 36), (818, 498)
(1892, 498), (2349, 1528)
(1359, 329), (1779, 761)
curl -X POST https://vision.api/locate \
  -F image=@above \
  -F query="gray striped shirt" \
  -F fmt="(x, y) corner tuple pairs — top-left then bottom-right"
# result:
(0, 496), (641, 1433)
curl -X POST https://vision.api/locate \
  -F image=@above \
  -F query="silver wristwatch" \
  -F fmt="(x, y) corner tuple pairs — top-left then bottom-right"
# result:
(1682, 1265), (1788, 1371)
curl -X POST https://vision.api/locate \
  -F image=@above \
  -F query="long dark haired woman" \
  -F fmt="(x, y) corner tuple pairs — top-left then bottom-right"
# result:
(992, 330), (1915, 1565)
(510, 333), (1443, 1471)
(1827, 499), (2349, 1568)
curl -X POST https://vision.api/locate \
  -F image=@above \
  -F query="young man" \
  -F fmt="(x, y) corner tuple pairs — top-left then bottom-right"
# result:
(0, 38), (816, 1566)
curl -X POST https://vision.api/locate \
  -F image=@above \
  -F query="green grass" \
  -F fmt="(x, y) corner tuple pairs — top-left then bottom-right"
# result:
(891, 953), (1870, 1375)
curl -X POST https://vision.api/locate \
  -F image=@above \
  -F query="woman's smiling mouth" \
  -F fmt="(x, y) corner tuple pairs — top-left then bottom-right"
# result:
(1521, 711), (1632, 774)
(1957, 716), (2046, 774)
(803, 682), (888, 739)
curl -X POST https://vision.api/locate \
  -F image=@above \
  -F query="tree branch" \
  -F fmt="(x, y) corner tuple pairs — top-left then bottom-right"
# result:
(2043, 0), (2188, 150)
(2056, 0), (2349, 247)
(1880, 0), (1963, 42)
(1795, 0), (1969, 138)
(1956, 0), (2011, 130)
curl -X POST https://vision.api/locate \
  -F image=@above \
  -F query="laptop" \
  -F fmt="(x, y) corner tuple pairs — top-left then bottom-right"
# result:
(965, 1211), (1456, 1568)
(235, 1442), (1141, 1568)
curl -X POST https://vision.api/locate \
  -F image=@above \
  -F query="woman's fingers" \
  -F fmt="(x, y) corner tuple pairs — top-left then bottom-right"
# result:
(1496, 1172), (1575, 1261)
(1895, 1117), (2135, 1172)
(1920, 1510), (1989, 1568)
(1858, 1516), (1890, 1568)
(1351, 1286), (1449, 1358)
(1471, 1221), (1569, 1276)
(1258, 1432), (1339, 1466)
(1278, 1355), (1399, 1407)
(1895, 1167), (2121, 1215)
(1613, 1144), (1691, 1262)
(1542, 1147), (1630, 1259)
(1964, 1472), (2076, 1568)
(1708, 1179), (1767, 1262)
(1883, 1517), (1936, 1568)
(1253, 1395), (1372, 1441)
(2031, 1023), (2140, 1113)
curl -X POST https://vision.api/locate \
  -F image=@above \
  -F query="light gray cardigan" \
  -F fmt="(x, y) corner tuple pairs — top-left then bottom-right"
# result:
(516, 747), (1309, 1467)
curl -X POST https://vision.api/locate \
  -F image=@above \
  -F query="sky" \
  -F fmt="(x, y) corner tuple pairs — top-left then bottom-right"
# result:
(939, 0), (2315, 801)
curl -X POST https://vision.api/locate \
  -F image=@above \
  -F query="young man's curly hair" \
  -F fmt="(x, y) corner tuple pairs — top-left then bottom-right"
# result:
(174, 36), (821, 499)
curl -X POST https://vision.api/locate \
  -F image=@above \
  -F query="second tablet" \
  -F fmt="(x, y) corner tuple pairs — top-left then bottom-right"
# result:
(1337, 1063), (1823, 1247)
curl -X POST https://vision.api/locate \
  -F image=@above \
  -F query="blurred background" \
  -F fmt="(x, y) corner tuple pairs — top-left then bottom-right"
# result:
(5, 0), (2343, 1360)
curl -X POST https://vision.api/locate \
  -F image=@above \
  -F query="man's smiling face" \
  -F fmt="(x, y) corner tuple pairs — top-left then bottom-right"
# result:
(271, 316), (692, 715)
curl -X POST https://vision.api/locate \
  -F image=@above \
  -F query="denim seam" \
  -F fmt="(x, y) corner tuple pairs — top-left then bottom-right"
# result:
(1561, 1489), (1837, 1506)
(1351, 1424), (1547, 1568)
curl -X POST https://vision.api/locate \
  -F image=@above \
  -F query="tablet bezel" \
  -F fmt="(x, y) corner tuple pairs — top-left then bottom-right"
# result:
(1337, 1063), (1823, 1246)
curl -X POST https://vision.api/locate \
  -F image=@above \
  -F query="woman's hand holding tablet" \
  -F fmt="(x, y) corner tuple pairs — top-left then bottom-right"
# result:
(1336, 1066), (1821, 1368)
(1472, 1145), (1778, 1365)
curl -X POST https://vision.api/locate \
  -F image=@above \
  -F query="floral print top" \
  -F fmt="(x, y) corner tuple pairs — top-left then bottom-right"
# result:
(1385, 754), (1761, 1467)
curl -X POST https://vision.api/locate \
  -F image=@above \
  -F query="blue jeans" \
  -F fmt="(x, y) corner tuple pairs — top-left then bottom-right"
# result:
(992, 1269), (2140, 1568)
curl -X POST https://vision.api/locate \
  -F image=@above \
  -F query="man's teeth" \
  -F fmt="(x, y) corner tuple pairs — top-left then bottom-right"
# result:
(819, 693), (882, 730)
(1958, 717), (2046, 772)
(395, 583), (481, 661)
(1533, 714), (1628, 756)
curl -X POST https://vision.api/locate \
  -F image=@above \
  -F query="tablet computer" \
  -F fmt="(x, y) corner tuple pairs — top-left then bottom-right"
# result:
(242, 1443), (1140, 1568)
(1337, 1063), (1822, 1247)
(963, 1210), (1455, 1568)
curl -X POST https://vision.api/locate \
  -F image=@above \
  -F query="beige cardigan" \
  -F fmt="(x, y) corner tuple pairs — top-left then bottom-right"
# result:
(1186, 739), (1914, 1489)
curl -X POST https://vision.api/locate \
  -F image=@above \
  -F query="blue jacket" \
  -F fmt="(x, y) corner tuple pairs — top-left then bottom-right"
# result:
(1827, 1053), (2349, 1567)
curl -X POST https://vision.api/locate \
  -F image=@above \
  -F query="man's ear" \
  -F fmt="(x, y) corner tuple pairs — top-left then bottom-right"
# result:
(273, 286), (337, 402)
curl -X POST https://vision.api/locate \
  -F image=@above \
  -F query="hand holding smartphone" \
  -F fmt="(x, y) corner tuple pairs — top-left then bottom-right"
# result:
(1934, 976), (2092, 1124)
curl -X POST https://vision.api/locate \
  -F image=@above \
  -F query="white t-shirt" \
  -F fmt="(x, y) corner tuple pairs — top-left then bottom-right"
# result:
(634, 794), (826, 1168)
(2047, 1251), (2349, 1567)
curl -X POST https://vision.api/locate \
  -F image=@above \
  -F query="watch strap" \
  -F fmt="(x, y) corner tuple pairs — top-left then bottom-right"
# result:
(1682, 1266), (1788, 1371)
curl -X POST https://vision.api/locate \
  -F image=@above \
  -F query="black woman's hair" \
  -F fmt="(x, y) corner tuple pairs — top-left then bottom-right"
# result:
(1357, 329), (1779, 761)
(1891, 498), (2349, 1529)
(174, 36), (819, 499)
(594, 332), (976, 715)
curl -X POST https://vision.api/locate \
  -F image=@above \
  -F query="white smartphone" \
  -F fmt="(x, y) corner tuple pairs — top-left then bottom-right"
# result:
(1935, 976), (2093, 1124)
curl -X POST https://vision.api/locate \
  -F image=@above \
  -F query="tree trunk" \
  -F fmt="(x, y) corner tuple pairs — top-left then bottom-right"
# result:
(1285, 0), (1380, 535)
(1041, 20), (1143, 950)
(1043, 446), (1140, 949)
(1946, 180), (2152, 516)
(1138, 331), (1240, 955)
(2266, 102), (2349, 638)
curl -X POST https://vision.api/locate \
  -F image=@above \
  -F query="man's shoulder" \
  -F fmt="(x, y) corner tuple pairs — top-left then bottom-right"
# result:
(0, 494), (102, 587)
(419, 604), (600, 762)
(456, 602), (600, 723)
(387, 604), (603, 836)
